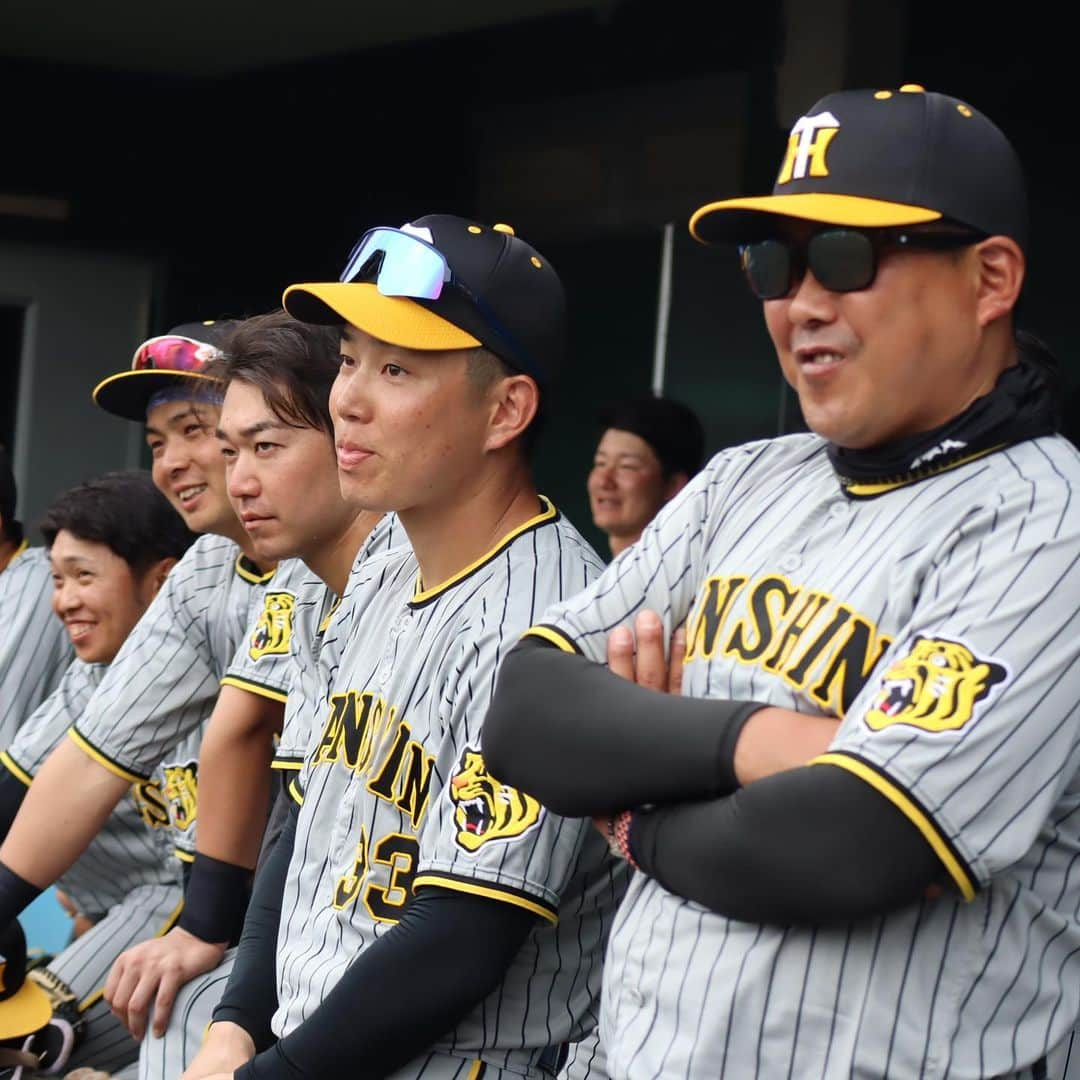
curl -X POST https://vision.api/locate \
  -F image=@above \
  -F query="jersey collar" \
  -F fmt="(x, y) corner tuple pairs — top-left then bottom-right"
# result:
(410, 496), (558, 608)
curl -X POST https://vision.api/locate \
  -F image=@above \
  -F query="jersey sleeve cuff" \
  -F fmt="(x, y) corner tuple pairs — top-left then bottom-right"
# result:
(521, 624), (582, 654)
(270, 756), (303, 771)
(412, 871), (558, 924)
(219, 675), (289, 704)
(0, 751), (33, 787)
(68, 728), (149, 782)
(812, 751), (978, 901)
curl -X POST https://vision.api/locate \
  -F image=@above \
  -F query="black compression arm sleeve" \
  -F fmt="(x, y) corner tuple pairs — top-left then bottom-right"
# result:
(212, 803), (296, 1051)
(481, 636), (766, 816)
(235, 888), (537, 1080)
(0, 768), (28, 844)
(629, 760), (951, 924)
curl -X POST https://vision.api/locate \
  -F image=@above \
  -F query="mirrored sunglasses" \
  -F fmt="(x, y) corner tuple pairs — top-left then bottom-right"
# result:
(738, 227), (985, 301)
(132, 335), (221, 374)
(339, 228), (452, 299)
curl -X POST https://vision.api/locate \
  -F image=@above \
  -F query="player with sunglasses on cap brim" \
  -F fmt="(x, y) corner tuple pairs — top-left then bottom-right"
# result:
(181, 215), (626, 1080)
(482, 86), (1080, 1078)
(0, 323), (307, 1077)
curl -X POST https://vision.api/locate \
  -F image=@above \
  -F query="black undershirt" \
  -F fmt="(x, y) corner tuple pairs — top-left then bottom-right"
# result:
(217, 804), (539, 1079)
(483, 637), (951, 920)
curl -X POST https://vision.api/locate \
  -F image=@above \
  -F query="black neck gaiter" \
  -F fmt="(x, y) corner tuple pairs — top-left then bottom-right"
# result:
(826, 342), (1061, 498)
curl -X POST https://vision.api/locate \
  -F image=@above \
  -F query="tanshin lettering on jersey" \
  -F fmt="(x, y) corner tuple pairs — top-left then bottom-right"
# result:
(313, 689), (435, 922)
(685, 572), (893, 715)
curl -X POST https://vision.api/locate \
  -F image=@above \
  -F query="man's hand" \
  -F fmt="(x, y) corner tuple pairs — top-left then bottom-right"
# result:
(104, 927), (227, 1039)
(180, 1020), (256, 1080)
(594, 610), (686, 843)
(605, 609), (686, 694)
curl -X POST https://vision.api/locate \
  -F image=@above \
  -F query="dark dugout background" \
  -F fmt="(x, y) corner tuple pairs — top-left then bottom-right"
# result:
(1, 0), (1075, 552)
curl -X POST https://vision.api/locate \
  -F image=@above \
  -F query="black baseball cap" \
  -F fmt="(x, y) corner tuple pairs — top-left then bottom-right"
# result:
(92, 320), (236, 422)
(597, 396), (706, 478)
(690, 85), (1028, 251)
(0, 920), (52, 1040)
(283, 214), (567, 385)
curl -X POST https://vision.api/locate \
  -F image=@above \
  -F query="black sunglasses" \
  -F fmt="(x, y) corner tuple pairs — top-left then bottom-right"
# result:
(738, 226), (986, 300)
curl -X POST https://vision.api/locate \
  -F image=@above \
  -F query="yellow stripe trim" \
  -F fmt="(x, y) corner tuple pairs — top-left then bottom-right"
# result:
(219, 676), (288, 704)
(0, 751), (33, 787)
(68, 729), (145, 783)
(845, 445), (1007, 497)
(79, 896), (185, 1012)
(7, 539), (29, 566)
(288, 777), (304, 805)
(234, 554), (276, 584)
(412, 497), (558, 603)
(318, 594), (342, 634)
(522, 625), (577, 653)
(271, 759), (302, 771)
(813, 753), (976, 901)
(174, 848), (195, 863)
(466, 1062), (485, 1080)
(412, 874), (558, 924)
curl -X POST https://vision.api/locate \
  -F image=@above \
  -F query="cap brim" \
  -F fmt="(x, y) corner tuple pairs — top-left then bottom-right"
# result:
(0, 979), (53, 1040)
(283, 282), (481, 351)
(689, 193), (943, 244)
(92, 370), (219, 422)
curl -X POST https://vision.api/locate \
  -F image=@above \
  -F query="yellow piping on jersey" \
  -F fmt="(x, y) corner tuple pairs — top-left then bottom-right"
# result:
(288, 777), (304, 805)
(174, 847), (195, 863)
(68, 729), (146, 784)
(270, 758), (302, 771)
(0, 751), (33, 787)
(812, 752), (976, 901)
(522, 625), (579, 653)
(5, 539), (29, 567)
(219, 675), (289, 704)
(413, 874), (558, 924)
(411, 497), (558, 604)
(234, 554), (276, 585)
(318, 594), (342, 634)
(466, 1061), (486, 1080)
(78, 895), (185, 1013)
(843, 445), (1007, 497)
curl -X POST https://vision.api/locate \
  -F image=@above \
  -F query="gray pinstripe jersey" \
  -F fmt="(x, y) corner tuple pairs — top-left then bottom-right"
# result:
(0, 660), (177, 919)
(537, 433), (1080, 1079)
(0, 544), (73, 745)
(273, 513), (405, 773)
(69, 535), (304, 863)
(277, 500), (628, 1076)
(70, 535), (302, 780)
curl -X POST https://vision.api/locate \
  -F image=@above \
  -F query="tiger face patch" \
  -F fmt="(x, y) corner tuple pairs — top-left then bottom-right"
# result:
(448, 748), (542, 853)
(249, 591), (296, 661)
(162, 760), (198, 833)
(864, 635), (1007, 733)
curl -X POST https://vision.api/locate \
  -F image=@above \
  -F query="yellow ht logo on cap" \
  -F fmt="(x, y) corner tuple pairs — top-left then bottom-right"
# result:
(777, 110), (840, 184)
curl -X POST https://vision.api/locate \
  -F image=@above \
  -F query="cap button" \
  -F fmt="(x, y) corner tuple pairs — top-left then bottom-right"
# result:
(899, 83), (926, 93)
(492, 223), (515, 236)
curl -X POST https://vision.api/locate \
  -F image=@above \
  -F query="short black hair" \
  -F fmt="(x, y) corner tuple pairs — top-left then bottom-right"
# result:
(210, 310), (341, 436)
(596, 395), (707, 478)
(0, 445), (21, 546)
(40, 470), (196, 572)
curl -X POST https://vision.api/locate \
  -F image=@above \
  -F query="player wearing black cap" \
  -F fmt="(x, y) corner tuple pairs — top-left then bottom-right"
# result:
(484, 86), (1079, 1078)
(182, 216), (626, 1080)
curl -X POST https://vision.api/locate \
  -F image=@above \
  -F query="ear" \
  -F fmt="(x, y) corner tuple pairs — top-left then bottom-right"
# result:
(974, 236), (1025, 328)
(484, 375), (540, 453)
(141, 556), (178, 601)
(662, 471), (690, 502)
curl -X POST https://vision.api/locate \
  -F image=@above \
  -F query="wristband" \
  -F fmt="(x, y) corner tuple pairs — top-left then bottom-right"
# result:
(178, 853), (253, 945)
(613, 811), (639, 869)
